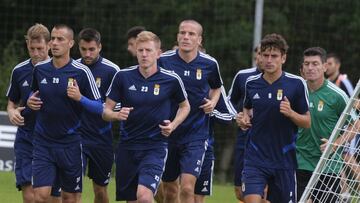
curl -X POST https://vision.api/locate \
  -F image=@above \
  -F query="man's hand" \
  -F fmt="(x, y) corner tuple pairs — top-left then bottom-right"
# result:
(67, 79), (82, 101)
(280, 96), (293, 118)
(199, 98), (215, 114)
(27, 91), (42, 111)
(8, 106), (25, 126)
(115, 107), (133, 121)
(159, 120), (174, 137)
(236, 112), (252, 130)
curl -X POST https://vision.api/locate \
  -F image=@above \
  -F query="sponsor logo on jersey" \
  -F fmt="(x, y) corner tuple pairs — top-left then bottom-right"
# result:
(277, 89), (283, 100)
(154, 84), (160, 95)
(40, 78), (47, 84)
(22, 80), (29, 87)
(96, 77), (101, 88)
(318, 100), (324, 111)
(68, 78), (74, 87)
(128, 85), (137, 91)
(253, 93), (260, 99)
(196, 68), (202, 80)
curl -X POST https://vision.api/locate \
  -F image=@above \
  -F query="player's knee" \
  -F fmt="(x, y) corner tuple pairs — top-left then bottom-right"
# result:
(22, 191), (35, 203)
(93, 186), (108, 200)
(61, 192), (78, 203)
(235, 186), (244, 201)
(137, 189), (153, 203)
(34, 193), (49, 203)
(163, 182), (179, 199)
(180, 184), (195, 197)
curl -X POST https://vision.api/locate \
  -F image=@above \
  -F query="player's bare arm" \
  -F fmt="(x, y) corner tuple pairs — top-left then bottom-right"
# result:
(200, 87), (221, 114)
(102, 97), (133, 121)
(159, 99), (190, 136)
(280, 96), (311, 128)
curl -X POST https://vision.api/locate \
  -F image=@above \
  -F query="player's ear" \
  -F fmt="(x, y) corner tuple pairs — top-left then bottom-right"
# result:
(69, 39), (75, 48)
(98, 43), (102, 52)
(281, 54), (287, 64)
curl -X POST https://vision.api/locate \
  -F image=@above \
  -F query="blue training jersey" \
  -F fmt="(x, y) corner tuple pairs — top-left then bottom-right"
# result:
(31, 58), (101, 147)
(76, 57), (120, 147)
(106, 66), (187, 150)
(208, 86), (237, 158)
(243, 72), (309, 169)
(158, 50), (223, 144)
(228, 67), (262, 149)
(6, 59), (37, 139)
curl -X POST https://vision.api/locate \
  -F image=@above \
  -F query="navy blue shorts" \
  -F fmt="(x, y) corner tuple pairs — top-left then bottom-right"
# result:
(115, 146), (167, 201)
(32, 143), (82, 193)
(82, 145), (114, 186)
(14, 129), (33, 190)
(242, 165), (296, 203)
(194, 147), (214, 196)
(234, 147), (245, 187)
(162, 140), (207, 182)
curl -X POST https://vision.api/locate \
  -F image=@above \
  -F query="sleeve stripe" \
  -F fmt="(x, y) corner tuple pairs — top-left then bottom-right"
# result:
(160, 68), (187, 98)
(285, 73), (309, 107)
(102, 58), (121, 72)
(6, 59), (31, 97)
(228, 67), (258, 101)
(327, 82), (349, 103)
(72, 61), (101, 99)
(243, 73), (262, 108)
(212, 86), (237, 120)
(199, 53), (223, 84)
(105, 66), (138, 96)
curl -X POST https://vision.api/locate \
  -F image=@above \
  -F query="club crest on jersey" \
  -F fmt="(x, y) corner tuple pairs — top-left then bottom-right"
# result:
(154, 84), (160, 95)
(277, 89), (283, 100)
(96, 77), (101, 88)
(318, 100), (324, 111)
(196, 68), (202, 80)
(68, 78), (74, 87)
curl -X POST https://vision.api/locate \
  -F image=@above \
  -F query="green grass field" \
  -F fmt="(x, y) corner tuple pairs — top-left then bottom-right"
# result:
(0, 171), (237, 202)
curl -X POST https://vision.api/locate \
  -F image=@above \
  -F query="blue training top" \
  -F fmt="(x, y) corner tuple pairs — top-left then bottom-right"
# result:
(77, 57), (120, 147)
(31, 58), (101, 147)
(158, 49), (223, 144)
(106, 66), (187, 150)
(6, 59), (37, 140)
(243, 72), (309, 169)
(228, 67), (262, 149)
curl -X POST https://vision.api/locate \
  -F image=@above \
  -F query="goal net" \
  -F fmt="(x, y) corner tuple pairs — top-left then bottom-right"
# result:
(299, 80), (360, 203)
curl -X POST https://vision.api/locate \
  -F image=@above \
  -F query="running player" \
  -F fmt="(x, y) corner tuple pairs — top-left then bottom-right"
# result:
(159, 19), (223, 203)
(27, 24), (102, 203)
(239, 33), (311, 203)
(102, 31), (190, 203)
(77, 28), (120, 203)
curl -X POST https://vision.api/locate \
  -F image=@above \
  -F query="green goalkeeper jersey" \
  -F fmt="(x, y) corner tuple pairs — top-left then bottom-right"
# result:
(297, 80), (348, 173)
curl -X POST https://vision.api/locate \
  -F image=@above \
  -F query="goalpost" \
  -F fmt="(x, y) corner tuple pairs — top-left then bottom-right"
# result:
(299, 80), (360, 203)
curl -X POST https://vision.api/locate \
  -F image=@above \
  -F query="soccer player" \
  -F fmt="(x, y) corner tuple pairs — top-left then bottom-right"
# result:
(158, 19), (223, 203)
(296, 47), (348, 202)
(228, 45), (262, 202)
(102, 31), (190, 203)
(238, 33), (311, 203)
(6, 23), (61, 203)
(126, 25), (146, 57)
(326, 53), (354, 96)
(27, 24), (101, 203)
(77, 28), (120, 203)
(194, 86), (236, 203)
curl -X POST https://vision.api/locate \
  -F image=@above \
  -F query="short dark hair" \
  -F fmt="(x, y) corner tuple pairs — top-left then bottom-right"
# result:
(126, 26), (146, 40)
(53, 24), (74, 40)
(260, 33), (289, 55)
(78, 28), (101, 44)
(327, 53), (341, 64)
(303, 47), (327, 63)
